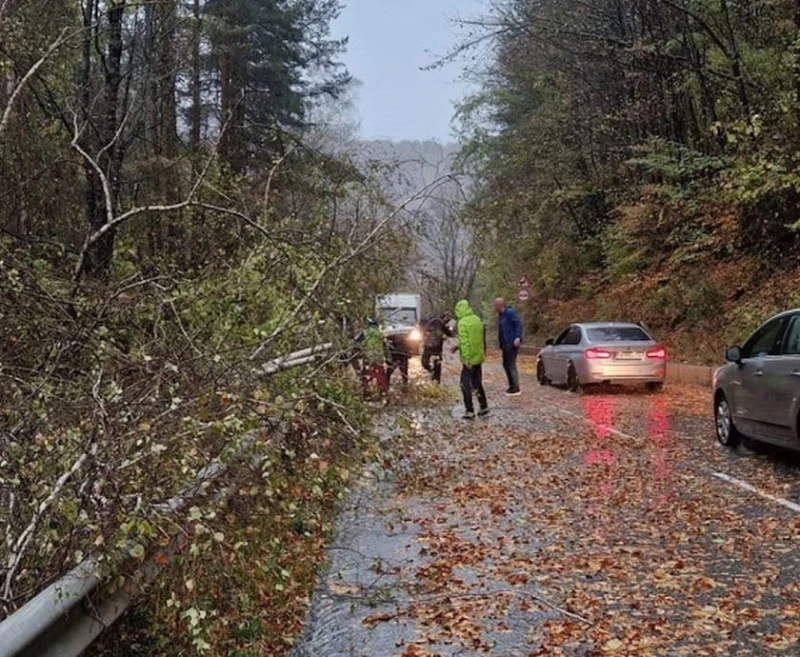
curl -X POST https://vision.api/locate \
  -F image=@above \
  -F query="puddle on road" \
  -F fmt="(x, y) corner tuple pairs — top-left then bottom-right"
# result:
(578, 394), (677, 508)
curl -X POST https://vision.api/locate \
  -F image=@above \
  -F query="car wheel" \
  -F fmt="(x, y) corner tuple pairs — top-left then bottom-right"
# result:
(715, 393), (741, 448)
(646, 382), (664, 393)
(567, 363), (582, 394)
(536, 359), (549, 386)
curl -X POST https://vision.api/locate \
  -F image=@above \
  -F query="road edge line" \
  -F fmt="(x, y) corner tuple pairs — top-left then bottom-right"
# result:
(708, 470), (800, 514)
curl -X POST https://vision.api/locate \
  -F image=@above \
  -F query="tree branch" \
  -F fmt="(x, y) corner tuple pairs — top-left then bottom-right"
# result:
(264, 146), (297, 212)
(3, 439), (97, 601)
(0, 27), (74, 140)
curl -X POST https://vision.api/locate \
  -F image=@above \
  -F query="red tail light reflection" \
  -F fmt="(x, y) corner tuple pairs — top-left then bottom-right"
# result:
(582, 397), (616, 470)
(647, 396), (669, 448)
(583, 396), (613, 437)
(648, 396), (671, 506)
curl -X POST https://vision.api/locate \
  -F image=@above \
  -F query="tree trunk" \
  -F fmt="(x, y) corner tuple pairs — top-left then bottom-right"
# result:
(218, 39), (232, 166)
(217, 8), (246, 174)
(80, 0), (104, 278)
(794, 2), (800, 131)
(678, 9), (718, 148)
(150, 1), (178, 162)
(719, 0), (750, 116)
(191, 0), (202, 152)
(143, 0), (180, 257)
(158, 0), (181, 243)
(0, 0), (18, 32)
(218, 47), (247, 173)
(81, 0), (126, 278)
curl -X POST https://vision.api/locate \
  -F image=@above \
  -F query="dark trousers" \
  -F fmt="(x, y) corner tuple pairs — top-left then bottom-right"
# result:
(460, 364), (488, 414)
(421, 347), (442, 383)
(387, 355), (409, 386)
(502, 347), (520, 392)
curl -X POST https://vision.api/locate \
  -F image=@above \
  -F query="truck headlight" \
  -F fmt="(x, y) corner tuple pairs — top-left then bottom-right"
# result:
(409, 328), (422, 342)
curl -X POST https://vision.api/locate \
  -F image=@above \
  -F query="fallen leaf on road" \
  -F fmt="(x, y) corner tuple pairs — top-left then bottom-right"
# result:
(362, 611), (396, 627)
(328, 582), (360, 596)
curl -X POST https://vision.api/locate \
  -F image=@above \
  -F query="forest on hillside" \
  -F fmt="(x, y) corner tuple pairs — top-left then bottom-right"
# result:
(0, 2), (455, 652)
(456, 0), (800, 361)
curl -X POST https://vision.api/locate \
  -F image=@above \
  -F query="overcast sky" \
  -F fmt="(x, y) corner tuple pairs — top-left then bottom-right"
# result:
(332, 0), (488, 143)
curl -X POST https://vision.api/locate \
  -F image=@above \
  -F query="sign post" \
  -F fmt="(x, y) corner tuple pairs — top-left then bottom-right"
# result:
(516, 277), (531, 303)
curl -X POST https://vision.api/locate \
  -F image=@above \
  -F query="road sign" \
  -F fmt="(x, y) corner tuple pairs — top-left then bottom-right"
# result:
(518, 277), (530, 289)
(517, 288), (531, 302)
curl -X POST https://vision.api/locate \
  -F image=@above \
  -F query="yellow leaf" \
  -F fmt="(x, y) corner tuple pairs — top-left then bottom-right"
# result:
(363, 611), (395, 627)
(329, 582), (360, 595)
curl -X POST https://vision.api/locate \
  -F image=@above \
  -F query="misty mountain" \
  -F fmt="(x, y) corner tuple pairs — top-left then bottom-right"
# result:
(355, 139), (477, 312)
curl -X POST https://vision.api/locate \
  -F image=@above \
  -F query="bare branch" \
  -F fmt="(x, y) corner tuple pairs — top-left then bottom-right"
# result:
(71, 133), (219, 285)
(70, 112), (116, 232)
(3, 439), (97, 601)
(0, 27), (74, 139)
(264, 146), (297, 211)
(0, 0), (16, 30)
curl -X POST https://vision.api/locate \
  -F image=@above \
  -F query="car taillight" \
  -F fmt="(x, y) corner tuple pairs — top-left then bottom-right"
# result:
(584, 347), (612, 360)
(646, 346), (667, 360)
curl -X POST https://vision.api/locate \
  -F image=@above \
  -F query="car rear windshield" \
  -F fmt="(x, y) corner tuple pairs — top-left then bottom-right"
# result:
(586, 327), (651, 342)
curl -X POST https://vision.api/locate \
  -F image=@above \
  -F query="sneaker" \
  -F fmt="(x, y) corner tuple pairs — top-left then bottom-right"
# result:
(462, 412), (476, 420)
(506, 390), (521, 397)
(478, 408), (490, 418)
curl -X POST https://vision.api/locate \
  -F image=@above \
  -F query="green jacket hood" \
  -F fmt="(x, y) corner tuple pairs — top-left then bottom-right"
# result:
(455, 300), (473, 320)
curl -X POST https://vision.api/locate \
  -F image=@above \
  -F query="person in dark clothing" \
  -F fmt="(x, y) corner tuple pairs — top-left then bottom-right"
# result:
(385, 332), (412, 387)
(493, 297), (523, 396)
(421, 311), (453, 383)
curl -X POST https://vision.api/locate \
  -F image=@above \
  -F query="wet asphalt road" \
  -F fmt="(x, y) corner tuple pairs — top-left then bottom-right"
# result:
(291, 355), (800, 657)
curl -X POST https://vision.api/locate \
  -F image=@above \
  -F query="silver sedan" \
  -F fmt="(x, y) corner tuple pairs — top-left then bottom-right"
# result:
(714, 309), (800, 452)
(536, 322), (667, 392)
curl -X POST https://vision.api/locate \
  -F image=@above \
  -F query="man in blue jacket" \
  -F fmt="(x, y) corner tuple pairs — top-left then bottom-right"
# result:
(493, 297), (523, 396)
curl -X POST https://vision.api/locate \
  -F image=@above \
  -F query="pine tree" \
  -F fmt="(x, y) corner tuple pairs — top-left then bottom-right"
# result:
(205, 0), (349, 172)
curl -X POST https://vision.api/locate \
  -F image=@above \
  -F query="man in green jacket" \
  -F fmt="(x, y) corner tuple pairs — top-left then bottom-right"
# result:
(453, 300), (489, 420)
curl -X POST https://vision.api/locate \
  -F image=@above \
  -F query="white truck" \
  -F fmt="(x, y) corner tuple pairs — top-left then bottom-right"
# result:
(375, 293), (423, 352)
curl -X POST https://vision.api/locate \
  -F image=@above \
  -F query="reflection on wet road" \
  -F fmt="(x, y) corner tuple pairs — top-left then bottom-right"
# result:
(293, 355), (800, 657)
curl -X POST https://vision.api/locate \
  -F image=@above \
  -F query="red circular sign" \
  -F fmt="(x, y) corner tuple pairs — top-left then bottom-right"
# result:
(517, 289), (531, 302)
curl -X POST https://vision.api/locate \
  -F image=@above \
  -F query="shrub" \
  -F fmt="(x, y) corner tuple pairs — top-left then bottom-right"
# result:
(685, 280), (724, 322)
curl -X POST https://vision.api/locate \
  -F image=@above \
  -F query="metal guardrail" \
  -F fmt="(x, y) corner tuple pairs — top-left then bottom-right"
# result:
(0, 344), (336, 657)
(0, 554), (168, 657)
(257, 343), (334, 376)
